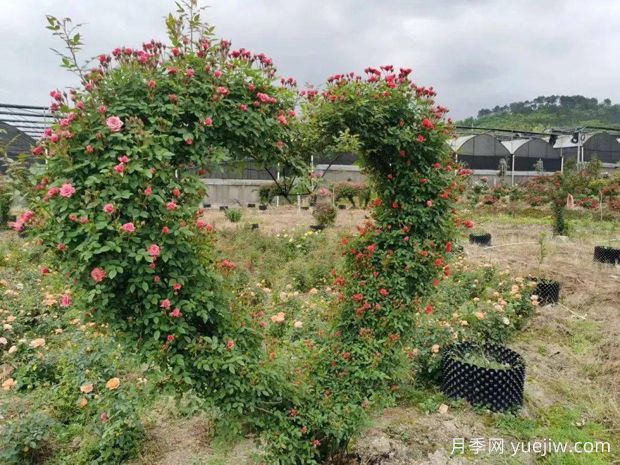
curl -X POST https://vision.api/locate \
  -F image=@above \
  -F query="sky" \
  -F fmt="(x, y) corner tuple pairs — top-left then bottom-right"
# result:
(1, 0), (620, 119)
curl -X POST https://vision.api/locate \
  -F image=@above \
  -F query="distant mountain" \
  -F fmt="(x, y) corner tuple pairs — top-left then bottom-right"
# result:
(458, 95), (620, 132)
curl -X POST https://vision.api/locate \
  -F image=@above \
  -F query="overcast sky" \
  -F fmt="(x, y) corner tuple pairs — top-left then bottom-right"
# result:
(1, 0), (619, 119)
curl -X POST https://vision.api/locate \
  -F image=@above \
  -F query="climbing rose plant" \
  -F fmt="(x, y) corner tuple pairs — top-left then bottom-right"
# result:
(21, 5), (474, 462)
(26, 9), (300, 410)
(253, 68), (472, 463)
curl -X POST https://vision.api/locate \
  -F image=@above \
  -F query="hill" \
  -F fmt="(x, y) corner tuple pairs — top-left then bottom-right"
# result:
(458, 95), (620, 132)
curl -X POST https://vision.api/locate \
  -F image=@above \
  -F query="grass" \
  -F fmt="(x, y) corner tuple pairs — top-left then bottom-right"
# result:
(1, 204), (619, 464)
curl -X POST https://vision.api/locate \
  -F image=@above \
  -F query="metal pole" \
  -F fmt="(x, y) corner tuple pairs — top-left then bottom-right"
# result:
(511, 154), (515, 186)
(276, 164), (280, 207)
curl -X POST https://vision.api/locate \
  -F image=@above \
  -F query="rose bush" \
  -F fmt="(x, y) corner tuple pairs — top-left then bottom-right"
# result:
(24, 6), (302, 421)
(252, 67), (474, 463)
(14, 5), (479, 463)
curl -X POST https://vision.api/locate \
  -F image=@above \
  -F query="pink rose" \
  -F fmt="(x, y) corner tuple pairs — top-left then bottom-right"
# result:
(121, 222), (135, 233)
(170, 308), (182, 318)
(203, 117), (213, 127)
(59, 183), (76, 198)
(166, 201), (177, 210)
(103, 203), (115, 214)
(106, 116), (123, 132)
(118, 155), (129, 163)
(91, 267), (106, 283)
(160, 299), (171, 309)
(114, 163), (124, 174)
(60, 294), (72, 307)
(162, 226), (170, 234)
(148, 244), (160, 258)
(144, 186), (153, 196)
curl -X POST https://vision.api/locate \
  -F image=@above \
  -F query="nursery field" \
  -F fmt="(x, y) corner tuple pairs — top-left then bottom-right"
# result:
(1, 206), (618, 465)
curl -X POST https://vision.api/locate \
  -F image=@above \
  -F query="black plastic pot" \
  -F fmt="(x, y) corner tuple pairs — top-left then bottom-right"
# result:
(247, 203), (256, 208)
(219, 206), (228, 211)
(469, 233), (492, 246)
(203, 203), (211, 208)
(533, 278), (560, 305)
(441, 342), (525, 412)
(309, 224), (325, 231)
(259, 205), (268, 211)
(338, 204), (347, 210)
(301, 206), (310, 211)
(251, 223), (259, 230)
(593, 246), (620, 265)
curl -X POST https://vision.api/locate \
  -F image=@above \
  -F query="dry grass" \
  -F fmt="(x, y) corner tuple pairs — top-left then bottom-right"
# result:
(201, 205), (367, 234)
(136, 207), (620, 464)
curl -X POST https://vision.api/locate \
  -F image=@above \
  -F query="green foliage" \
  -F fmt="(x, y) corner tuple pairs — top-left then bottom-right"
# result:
(459, 95), (620, 131)
(0, 410), (57, 465)
(0, 236), (151, 465)
(224, 208), (242, 223)
(553, 201), (567, 235)
(312, 202), (337, 227)
(0, 179), (13, 229)
(332, 181), (370, 208)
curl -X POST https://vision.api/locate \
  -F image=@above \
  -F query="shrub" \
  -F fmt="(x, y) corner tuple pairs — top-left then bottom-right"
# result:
(19, 6), (301, 460)
(0, 180), (13, 229)
(312, 202), (337, 227)
(253, 67), (471, 463)
(332, 181), (369, 208)
(0, 411), (57, 465)
(224, 208), (242, 223)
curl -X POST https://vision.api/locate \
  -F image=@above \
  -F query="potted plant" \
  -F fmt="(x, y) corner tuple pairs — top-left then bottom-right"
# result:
(593, 244), (620, 265)
(441, 342), (525, 412)
(469, 232), (492, 246)
(531, 234), (561, 305)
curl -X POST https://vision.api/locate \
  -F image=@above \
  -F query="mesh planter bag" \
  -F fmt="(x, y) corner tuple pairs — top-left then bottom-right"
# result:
(593, 246), (620, 265)
(441, 342), (525, 412)
(469, 233), (492, 246)
(533, 279), (561, 305)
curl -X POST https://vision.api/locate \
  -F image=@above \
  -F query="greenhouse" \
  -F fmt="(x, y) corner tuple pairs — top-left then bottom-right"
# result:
(448, 133), (511, 170)
(553, 132), (620, 165)
(501, 137), (561, 172)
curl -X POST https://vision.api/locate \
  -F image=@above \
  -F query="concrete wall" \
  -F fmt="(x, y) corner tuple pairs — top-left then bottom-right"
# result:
(202, 163), (618, 206)
(202, 178), (272, 206)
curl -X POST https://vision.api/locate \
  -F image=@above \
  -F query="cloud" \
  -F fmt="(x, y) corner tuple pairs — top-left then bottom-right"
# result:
(1, 0), (619, 119)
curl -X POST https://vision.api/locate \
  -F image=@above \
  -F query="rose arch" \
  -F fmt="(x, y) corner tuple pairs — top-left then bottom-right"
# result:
(22, 8), (469, 464)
